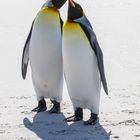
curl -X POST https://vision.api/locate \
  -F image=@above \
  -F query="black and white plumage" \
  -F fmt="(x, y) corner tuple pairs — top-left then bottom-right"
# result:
(22, 0), (66, 113)
(63, 0), (108, 123)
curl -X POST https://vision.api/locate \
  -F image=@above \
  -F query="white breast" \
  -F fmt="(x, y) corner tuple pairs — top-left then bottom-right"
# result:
(29, 8), (63, 100)
(29, 9), (62, 79)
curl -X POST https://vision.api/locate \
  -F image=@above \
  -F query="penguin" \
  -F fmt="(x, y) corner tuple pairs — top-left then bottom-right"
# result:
(63, 0), (108, 125)
(21, 0), (67, 113)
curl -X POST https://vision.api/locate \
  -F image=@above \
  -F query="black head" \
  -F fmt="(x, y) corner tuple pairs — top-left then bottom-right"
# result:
(52, 0), (67, 9)
(68, 0), (84, 21)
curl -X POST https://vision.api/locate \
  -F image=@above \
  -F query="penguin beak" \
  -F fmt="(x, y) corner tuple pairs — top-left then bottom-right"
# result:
(69, 0), (75, 8)
(52, 0), (67, 9)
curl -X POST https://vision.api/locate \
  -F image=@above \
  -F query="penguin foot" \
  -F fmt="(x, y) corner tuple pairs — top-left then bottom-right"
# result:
(64, 115), (83, 122)
(32, 98), (47, 113)
(84, 113), (99, 125)
(64, 108), (83, 122)
(64, 115), (75, 122)
(74, 107), (83, 121)
(49, 100), (60, 114)
(32, 106), (47, 113)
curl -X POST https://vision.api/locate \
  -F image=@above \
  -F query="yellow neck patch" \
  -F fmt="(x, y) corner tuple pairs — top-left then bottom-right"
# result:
(63, 21), (80, 30)
(40, 7), (58, 14)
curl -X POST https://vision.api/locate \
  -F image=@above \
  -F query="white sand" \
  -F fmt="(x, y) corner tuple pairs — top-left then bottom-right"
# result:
(0, 0), (140, 139)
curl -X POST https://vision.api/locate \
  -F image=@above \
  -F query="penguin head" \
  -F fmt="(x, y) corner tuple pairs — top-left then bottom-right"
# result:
(68, 0), (84, 21)
(43, 0), (67, 9)
(52, 0), (67, 9)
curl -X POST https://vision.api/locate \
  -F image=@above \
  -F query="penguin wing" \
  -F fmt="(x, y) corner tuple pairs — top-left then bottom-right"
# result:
(88, 27), (108, 95)
(60, 16), (63, 34)
(75, 17), (108, 95)
(21, 20), (34, 79)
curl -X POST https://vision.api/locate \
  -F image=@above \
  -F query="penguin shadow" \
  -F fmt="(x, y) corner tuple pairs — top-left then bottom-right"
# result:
(23, 112), (111, 140)
(23, 111), (68, 139)
(67, 121), (111, 140)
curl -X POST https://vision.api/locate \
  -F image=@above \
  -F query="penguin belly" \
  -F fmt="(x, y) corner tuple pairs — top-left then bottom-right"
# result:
(29, 8), (63, 102)
(63, 22), (101, 114)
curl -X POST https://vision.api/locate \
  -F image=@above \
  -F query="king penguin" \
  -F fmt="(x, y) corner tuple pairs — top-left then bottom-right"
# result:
(21, 0), (67, 113)
(63, 0), (108, 125)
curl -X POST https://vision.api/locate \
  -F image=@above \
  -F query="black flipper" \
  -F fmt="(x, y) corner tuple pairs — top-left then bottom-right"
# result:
(75, 16), (108, 95)
(60, 15), (63, 35)
(21, 20), (34, 79)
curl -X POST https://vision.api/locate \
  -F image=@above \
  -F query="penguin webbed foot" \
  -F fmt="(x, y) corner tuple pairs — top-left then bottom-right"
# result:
(84, 113), (99, 125)
(64, 107), (83, 122)
(32, 98), (47, 113)
(49, 100), (60, 114)
(64, 115), (74, 122)
(64, 115), (83, 122)
(32, 106), (47, 113)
